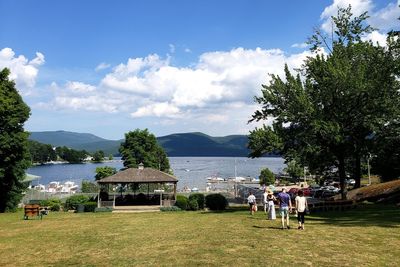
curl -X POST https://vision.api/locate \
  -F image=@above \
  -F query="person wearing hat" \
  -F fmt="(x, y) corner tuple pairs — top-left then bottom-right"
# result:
(266, 189), (276, 220)
(277, 187), (292, 229)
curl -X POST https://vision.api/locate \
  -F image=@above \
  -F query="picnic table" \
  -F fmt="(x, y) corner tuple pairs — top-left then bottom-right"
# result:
(24, 204), (49, 220)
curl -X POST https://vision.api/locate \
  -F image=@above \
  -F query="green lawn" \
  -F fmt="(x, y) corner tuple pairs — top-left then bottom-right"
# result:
(0, 204), (399, 267)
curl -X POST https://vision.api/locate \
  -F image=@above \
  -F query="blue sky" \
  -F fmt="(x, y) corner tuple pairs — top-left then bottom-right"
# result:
(0, 0), (398, 140)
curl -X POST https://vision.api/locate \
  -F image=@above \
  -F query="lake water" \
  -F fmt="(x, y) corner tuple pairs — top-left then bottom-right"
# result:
(27, 157), (286, 190)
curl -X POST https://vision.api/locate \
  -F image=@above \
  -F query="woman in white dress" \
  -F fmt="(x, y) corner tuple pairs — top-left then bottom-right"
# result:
(266, 190), (276, 220)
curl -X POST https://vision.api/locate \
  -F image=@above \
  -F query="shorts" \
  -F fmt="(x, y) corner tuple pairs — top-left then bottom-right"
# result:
(280, 206), (289, 217)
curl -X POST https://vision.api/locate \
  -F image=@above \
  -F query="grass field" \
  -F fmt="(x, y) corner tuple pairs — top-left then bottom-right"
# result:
(0, 203), (399, 267)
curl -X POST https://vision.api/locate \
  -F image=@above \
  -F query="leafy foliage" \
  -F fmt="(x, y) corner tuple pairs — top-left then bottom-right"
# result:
(83, 202), (97, 212)
(81, 180), (99, 193)
(189, 193), (205, 209)
(284, 160), (304, 181)
(0, 68), (31, 212)
(55, 146), (87, 163)
(119, 129), (170, 172)
(160, 206), (182, 212)
(40, 198), (62, 211)
(175, 195), (189, 210)
(205, 194), (228, 211)
(95, 166), (117, 181)
(28, 140), (57, 164)
(249, 6), (400, 196)
(259, 168), (275, 185)
(92, 150), (104, 162)
(65, 195), (90, 210)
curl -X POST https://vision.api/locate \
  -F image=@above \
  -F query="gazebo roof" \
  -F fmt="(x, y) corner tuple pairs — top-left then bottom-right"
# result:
(97, 167), (178, 184)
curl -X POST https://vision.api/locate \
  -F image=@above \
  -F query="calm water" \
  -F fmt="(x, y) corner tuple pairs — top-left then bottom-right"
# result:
(27, 157), (285, 190)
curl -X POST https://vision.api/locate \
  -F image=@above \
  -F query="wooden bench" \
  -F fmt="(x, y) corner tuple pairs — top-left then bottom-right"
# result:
(24, 204), (42, 220)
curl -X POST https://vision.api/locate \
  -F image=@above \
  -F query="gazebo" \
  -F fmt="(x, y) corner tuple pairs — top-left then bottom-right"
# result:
(97, 163), (178, 209)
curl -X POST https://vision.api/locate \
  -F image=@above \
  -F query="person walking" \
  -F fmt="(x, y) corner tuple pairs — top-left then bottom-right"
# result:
(247, 192), (256, 215)
(267, 190), (276, 220)
(295, 189), (308, 230)
(262, 188), (268, 214)
(277, 187), (292, 229)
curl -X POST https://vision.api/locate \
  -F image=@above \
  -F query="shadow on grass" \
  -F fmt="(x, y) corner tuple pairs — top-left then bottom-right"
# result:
(253, 225), (283, 230)
(307, 203), (400, 228)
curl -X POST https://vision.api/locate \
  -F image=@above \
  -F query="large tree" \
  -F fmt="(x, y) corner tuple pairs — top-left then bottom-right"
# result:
(119, 129), (170, 172)
(0, 68), (31, 212)
(249, 7), (400, 198)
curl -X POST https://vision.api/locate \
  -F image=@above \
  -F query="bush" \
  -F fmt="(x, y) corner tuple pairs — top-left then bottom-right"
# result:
(175, 195), (189, 210)
(205, 194), (228, 211)
(84, 201), (97, 212)
(160, 206), (182, 212)
(94, 207), (113, 212)
(188, 198), (199, 211)
(50, 203), (61, 211)
(189, 193), (205, 209)
(40, 198), (62, 211)
(65, 195), (90, 210)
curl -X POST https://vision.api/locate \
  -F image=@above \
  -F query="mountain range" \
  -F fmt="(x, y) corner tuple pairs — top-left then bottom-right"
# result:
(28, 131), (253, 157)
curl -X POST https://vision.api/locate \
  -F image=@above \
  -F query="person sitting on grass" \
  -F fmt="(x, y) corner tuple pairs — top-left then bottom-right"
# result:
(247, 192), (256, 215)
(277, 187), (292, 229)
(295, 189), (308, 230)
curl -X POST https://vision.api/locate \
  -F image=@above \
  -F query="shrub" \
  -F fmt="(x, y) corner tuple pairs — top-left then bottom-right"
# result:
(65, 195), (90, 210)
(188, 198), (199, 211)
(40, 198), (62, 211)
(160, 206), (182, 212)
(205, 194), (228, 211)
(84, 201), (97, 212)
(175, 195), (189, 210)
(189, 193), (205, 209)
(50, 203), (61, 211)
(94, 207), (113, 212)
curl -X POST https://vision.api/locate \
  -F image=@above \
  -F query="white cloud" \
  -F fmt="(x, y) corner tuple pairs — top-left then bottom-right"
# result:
(368, 2), (400, 32)
(362, 30), (388, 45)
(131, 102), (181, 118)
(184, 48), (192, 53)
(319, 0), (399, 39)
(65, 81), (96, 93)
(291, 43), (308, 49)
(0, 47), (45, 92)
(320, 0), (373, 33)
(95, 62), (111, 71)
(46, 47), (313, 121)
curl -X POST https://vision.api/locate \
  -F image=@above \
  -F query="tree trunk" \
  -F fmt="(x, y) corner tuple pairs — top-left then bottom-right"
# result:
(338, 155), (347, 200)
(354, 153), (361, 188)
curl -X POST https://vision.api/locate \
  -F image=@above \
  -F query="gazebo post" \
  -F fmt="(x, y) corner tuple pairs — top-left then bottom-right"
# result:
(173, 182), (177, 201)
(97, 187), (101, 208)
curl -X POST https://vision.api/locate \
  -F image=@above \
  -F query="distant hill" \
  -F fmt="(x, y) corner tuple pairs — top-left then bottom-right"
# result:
(28, 131), (257, 157)
(158, 132), (250, 156)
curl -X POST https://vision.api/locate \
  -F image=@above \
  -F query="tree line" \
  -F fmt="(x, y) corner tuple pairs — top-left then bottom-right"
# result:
(28, 140), (110, 164)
